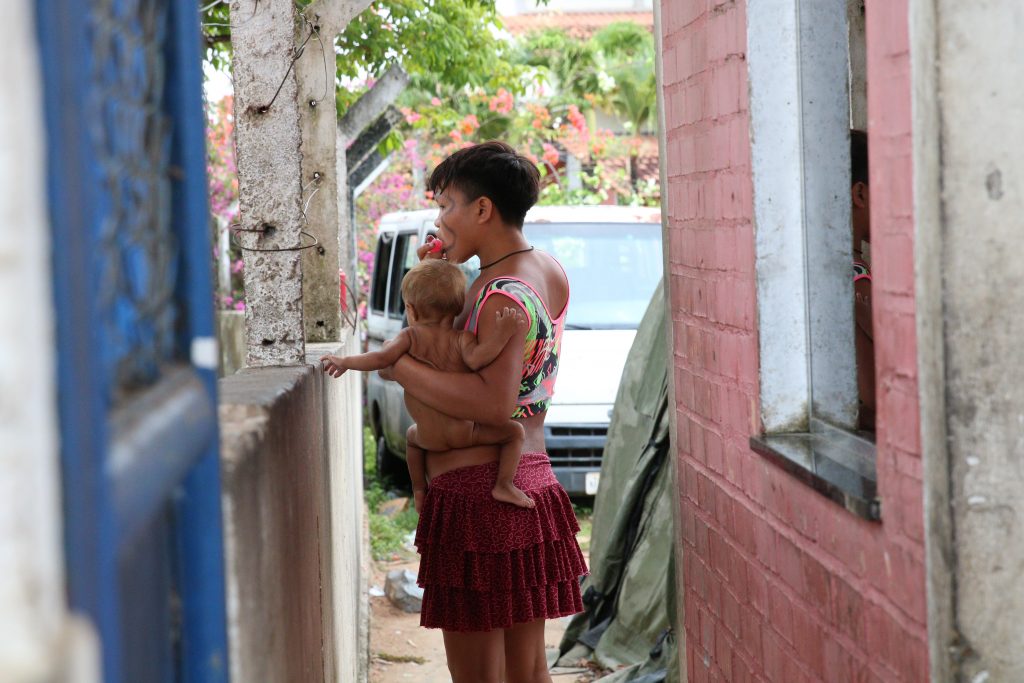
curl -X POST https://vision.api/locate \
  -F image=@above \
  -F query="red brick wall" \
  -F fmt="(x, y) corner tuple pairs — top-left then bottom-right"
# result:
(659, 1), (928, 680)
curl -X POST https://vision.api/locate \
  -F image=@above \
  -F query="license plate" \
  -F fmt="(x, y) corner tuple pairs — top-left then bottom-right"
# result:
(585, 472), (601, 495)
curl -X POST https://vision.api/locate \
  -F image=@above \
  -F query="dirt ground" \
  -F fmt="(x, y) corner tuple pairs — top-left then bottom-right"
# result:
(369, 519), (594, 682)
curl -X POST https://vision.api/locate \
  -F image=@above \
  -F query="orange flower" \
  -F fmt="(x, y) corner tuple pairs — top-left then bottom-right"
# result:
(459, 114), (480, 135)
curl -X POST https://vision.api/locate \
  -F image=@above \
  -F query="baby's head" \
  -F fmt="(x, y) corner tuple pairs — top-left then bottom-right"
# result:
(400, 259), (467, 323)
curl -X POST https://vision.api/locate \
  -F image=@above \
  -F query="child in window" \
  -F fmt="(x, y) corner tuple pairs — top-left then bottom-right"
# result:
(851, 129), (875, 431)
(320, 259), (533, 511)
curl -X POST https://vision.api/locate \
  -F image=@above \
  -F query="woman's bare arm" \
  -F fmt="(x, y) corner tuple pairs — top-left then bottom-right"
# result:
(388, 296), (527, 426)
(460, 306), (525, 371)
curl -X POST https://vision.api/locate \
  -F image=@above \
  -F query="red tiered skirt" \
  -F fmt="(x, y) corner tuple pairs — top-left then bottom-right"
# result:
(415, 452), (589, 632)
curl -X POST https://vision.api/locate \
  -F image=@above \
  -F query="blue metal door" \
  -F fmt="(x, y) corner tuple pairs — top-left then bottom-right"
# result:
(35, 1), (229, 681)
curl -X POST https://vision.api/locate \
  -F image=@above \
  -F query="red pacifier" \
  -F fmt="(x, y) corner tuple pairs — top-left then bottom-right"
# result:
(427, 236), (444, 254)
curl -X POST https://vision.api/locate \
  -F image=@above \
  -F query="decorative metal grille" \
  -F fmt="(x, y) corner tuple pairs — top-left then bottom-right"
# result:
(88, 0), (179, 401)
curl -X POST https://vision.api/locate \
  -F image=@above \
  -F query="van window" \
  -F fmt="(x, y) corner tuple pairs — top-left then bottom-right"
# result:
(370, 233), (394, 315)
(387, 233), (420, 319)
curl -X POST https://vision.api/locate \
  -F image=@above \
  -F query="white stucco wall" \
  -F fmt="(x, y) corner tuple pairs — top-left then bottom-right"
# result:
(913, 1), (1024, 680)
(0, 3), (99, 681)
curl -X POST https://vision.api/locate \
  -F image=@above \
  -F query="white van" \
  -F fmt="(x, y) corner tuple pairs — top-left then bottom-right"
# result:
(365, 205), (663, 496)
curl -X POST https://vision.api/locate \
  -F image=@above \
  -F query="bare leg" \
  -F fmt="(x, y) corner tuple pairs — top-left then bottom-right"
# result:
(472, 421), (533, 509)
(442, 628), (504, 683)
(405, 425), (428, 513)
(504, 618), (552, 683)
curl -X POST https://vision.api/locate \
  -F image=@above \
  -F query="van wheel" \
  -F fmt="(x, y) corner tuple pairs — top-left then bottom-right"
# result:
(376, 434), (410, 489)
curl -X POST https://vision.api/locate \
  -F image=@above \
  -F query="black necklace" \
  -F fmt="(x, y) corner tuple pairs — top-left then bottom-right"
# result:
(478, 246), (534, 270)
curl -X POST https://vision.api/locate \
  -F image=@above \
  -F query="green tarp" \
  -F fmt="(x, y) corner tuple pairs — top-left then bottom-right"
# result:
(558, 281), (680, 683)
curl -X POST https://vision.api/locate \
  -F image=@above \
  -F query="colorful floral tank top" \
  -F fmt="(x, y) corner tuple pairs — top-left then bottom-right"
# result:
(465, 275), (568, 419)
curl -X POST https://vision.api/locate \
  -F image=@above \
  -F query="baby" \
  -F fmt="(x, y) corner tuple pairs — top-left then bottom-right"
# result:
(321, 259), (534, 511)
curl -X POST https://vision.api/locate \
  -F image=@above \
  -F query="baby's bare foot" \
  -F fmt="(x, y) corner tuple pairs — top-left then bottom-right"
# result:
(493, 481), (535, 509)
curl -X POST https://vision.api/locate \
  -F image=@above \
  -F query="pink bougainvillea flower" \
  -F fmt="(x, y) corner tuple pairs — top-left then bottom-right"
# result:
(542, 143), (560, 167)
(488, 88), (514, 114)
(430, 97), (442, 107)
(568, 105), (588, 133)
(234, 301), (246, 311)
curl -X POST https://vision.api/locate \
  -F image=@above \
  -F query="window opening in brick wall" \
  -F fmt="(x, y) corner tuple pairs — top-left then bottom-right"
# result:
(747, 0), (878, 520)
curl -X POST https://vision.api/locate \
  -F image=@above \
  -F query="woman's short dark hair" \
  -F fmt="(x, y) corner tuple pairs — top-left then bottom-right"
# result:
(427, 141), (540, 227)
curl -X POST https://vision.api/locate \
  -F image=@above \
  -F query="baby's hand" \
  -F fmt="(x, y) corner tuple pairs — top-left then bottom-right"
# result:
(320, 354), (348, 378)
(495, 306), (526, 338)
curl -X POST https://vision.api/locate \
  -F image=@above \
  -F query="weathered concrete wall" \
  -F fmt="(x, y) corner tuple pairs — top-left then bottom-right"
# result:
(659, 0), (928, 679)
(309, 338), (367, 683)
(0, 2), (100, 680)
(219, 343), (367, 683)
(220, 364), (332, 682)
(912, 1), (1024, 680)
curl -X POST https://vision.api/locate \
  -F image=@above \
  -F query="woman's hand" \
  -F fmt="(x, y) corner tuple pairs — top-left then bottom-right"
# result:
(416, 235), (445, 262)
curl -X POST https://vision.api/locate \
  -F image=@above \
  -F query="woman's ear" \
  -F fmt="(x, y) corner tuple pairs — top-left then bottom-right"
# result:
(476, 196), (494, 223)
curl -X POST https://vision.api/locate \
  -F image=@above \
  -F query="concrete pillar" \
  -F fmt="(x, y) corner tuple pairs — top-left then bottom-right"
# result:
(912, 1), (1024, 680)
(0, 2), (100, 680)
(232, 0), (308, 366)
(297, 0), (374, 344)
(232, 0), (373, 359)
(295, 1), (371, 343)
